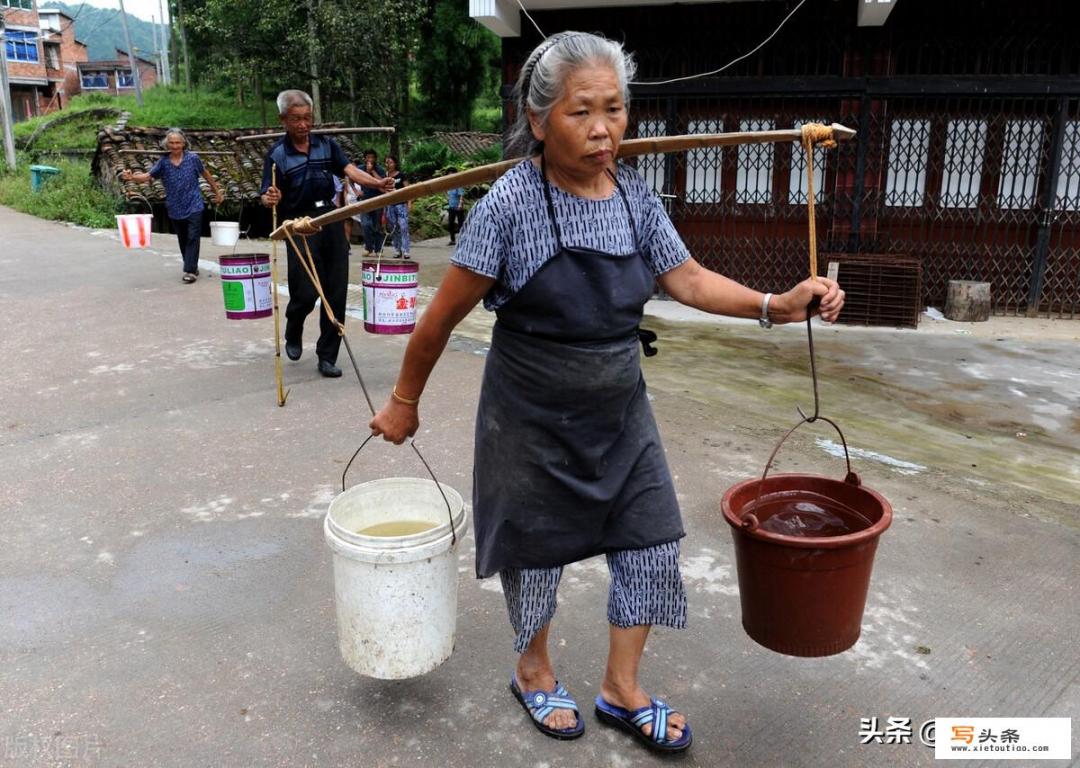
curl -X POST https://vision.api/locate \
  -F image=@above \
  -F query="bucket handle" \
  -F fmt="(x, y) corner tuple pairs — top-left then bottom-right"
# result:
(742, 415), (860, 531)
(341, 433), (458, 546)
(128, 192), (153, 215)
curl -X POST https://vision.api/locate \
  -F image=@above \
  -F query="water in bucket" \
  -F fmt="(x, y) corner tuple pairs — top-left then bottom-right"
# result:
(744, 491), (872, 537)
(356, 520), (437, 537)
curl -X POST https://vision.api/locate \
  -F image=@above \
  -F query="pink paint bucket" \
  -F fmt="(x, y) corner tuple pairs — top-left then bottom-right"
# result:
(362, 261), (418, 334)
(219, 253), (272, 320)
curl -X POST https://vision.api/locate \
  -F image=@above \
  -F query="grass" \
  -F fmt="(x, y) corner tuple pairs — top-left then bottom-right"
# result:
(0, 159), (120, 228)
(14, 86), (272, 151)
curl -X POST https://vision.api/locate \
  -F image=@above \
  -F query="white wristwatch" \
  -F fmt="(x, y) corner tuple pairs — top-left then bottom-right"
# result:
(759, 292), (773, 329)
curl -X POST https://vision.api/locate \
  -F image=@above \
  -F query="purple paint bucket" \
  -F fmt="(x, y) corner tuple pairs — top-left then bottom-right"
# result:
(362, 261), (418, 334)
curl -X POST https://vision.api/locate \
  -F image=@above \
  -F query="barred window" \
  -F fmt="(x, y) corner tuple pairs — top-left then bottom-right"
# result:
(884, 119), (930, 207)
(1054, 121), (1080, 212)
(997, 120), (1044, 210)
(634, 120), (666, 196)
(940, 119), (987, 208)
(736, 118), (774, 204)
(685, 119), (723, 203)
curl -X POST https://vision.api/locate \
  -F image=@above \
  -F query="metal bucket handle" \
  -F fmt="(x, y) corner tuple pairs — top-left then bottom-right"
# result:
(341, 433), (458, 546)
(742, 415), (860, 531)
(129, 192), (153, 214)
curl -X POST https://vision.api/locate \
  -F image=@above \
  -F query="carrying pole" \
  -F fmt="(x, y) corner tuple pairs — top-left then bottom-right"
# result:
(270, 164), (288, 406)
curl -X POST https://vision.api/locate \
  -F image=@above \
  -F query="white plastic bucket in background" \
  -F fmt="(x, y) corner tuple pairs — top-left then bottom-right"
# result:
(210, 221), (240, 246)
(116, 214), (153, 249)
(324, 477), (467, 679)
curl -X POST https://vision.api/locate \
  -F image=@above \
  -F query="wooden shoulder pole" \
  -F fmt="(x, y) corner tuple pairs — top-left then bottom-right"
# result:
(270, 164), (289, 407)
(269, 122), (856, 241)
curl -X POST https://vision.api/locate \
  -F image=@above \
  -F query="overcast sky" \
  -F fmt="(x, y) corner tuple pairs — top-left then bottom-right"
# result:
(74, 0), (168, 25)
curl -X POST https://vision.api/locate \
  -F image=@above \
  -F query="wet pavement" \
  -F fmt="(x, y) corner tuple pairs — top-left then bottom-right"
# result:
(1, 205), (1077, 767)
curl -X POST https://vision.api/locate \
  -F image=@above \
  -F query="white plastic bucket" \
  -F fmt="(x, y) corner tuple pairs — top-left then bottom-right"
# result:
(116, 214), (153, 249)
(210, 221), (240, 246)
(324, 477), (467, 679)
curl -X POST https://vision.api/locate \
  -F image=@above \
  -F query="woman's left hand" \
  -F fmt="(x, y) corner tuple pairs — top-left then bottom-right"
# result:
(773, 277), (845, 324)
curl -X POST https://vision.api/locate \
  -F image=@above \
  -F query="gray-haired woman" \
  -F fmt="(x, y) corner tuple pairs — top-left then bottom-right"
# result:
(121, 129), (224, 283)
(369, 31), (844, 753)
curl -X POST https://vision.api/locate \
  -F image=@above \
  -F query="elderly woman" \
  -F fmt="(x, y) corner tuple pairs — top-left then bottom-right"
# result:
(121, 128), (224, 284)
(370, 32), (843, 753)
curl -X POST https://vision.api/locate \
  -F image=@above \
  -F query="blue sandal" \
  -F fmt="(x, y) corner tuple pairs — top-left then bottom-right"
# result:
(509, 675), (585, 740)
(595, 695), (692, 753)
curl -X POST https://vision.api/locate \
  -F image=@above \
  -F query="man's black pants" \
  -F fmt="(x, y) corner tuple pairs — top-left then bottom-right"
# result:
(284, 220), (348, 365)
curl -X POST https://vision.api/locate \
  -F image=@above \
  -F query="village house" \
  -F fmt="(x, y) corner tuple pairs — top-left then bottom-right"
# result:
(77, 48), (157, 98)
(471, 0), (1078, 320)
(3, 0), (155, 119)
(37, 7), (89, 110)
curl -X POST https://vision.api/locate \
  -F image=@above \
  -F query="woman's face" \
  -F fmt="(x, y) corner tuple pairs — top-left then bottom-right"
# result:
(529, 63), (627, 177)
(385, 157), (397, 172)
(165, 135), (185, 153)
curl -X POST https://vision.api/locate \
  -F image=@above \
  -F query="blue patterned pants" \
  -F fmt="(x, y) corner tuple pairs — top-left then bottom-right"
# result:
(385, 203), (410, 255)
(499, 541), (687, 653)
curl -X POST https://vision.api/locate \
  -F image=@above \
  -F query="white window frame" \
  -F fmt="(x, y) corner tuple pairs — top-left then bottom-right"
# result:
(885, 118), (931, 207)
(736, 118), (775, 204)
(634, 119), (666, 196)
(940, 119), (988, 208)
(1054, 121), (1080, 212)
(997, 119), (1045, 210)
(685, 119), (723, 203)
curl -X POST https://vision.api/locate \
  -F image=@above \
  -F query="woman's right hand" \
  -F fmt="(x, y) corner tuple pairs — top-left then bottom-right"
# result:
(369, 399), (419, 444)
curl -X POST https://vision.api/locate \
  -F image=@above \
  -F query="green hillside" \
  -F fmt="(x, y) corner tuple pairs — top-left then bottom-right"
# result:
(50, 1), (167, 62)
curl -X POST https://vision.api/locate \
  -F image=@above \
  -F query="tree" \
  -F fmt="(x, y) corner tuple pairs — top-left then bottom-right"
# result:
(415, 0), (500, 130)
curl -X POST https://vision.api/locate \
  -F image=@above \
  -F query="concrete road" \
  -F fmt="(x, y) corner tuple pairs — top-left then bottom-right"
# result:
(1, 205), (1076, 767)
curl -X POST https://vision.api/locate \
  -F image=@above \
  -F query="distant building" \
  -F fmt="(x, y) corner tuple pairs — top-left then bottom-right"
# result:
(38, 7), (89, 109)
(3, 0), (157, 120)
(76, 48), (157, 97)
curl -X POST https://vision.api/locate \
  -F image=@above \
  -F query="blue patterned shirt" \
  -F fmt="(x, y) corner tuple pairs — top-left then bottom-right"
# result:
(451, 159), (690, 310)
(149, 151), (206, 220)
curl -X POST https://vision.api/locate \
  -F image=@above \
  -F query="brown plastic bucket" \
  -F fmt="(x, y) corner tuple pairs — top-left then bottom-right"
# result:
(721, 418), (892, 657)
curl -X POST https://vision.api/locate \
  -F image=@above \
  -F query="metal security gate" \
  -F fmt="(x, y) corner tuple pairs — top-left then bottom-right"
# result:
(626, 84), (1080, 319)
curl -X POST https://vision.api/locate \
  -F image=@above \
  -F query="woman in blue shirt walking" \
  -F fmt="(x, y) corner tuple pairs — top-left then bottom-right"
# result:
(122, 128), (224, 283)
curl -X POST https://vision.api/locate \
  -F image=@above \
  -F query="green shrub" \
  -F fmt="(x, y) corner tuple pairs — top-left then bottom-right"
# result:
(0, 159), (120, 228)
(404, 140), (464, 181)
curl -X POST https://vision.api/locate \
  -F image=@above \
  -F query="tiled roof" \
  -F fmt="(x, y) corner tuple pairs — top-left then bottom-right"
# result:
(94, 124), (375, 205)
(430, 131), (502, 158)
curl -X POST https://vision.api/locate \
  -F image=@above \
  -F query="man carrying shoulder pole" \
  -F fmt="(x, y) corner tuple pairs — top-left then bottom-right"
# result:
(260, 89), (392, 378)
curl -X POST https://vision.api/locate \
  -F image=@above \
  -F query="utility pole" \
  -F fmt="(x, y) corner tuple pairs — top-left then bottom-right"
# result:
(117, 0), (144, 106)
(307, 0), (321, 124)
(0, 19), (18, 169)
(157, 0), (170, 86)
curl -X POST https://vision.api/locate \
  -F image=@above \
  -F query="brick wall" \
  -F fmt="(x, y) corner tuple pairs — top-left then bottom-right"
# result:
(3, 6), (47, 84)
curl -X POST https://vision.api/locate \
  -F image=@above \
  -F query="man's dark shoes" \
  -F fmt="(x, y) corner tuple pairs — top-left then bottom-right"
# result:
(284, 339), (302, 361)
(318, 359), (342, 378)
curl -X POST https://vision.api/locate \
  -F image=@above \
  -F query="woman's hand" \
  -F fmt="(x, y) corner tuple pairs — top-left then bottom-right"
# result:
(772, 277), (845, 324)
(214, 189), (225, 205)
(369, 399), (419, 444)
(120, 169), (132, 181)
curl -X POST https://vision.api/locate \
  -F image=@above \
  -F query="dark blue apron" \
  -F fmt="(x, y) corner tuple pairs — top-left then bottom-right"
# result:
(472, 158), (684, 578)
